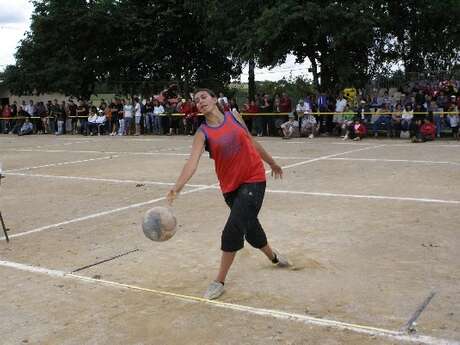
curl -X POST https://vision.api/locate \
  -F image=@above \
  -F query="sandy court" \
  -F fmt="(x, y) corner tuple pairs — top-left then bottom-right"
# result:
(0, 135), (459, 345)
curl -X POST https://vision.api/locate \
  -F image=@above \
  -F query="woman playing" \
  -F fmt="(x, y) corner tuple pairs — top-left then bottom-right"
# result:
(166, 88), (290, 300)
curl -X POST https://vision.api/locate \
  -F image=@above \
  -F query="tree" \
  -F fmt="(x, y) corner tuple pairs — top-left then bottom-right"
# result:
(5, 0), (120, 99)
(5, 0), (239, 98)
(253, 1), (381, 92)
(208, 0), (272, 99)
(384, 0), (460, 77)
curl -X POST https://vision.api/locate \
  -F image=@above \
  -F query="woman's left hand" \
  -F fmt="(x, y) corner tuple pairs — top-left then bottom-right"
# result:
(270, 163), (283, 179)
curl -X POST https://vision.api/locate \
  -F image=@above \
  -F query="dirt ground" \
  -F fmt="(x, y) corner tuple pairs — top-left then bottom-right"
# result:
(0, 135), (459, 345)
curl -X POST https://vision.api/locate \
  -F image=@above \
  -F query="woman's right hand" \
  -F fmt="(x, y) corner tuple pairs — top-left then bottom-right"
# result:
(166, 189), (177, 206)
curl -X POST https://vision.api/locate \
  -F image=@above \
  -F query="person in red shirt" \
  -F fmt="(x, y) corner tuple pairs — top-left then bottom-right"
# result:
(180, 98), (198, 135)
(1, 104), (12, 134)
(167, 88), (290, 300)
(418, 118), (436, 142)
(243, 99), (259, 134)
(279, 93), (292, 113)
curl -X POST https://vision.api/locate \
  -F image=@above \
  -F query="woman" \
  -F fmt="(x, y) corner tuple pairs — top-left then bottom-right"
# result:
(166, 89), (290, 300)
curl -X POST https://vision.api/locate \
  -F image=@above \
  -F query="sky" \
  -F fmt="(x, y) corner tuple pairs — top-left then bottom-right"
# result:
(0, 0), (311, 82)
(0, 0), (34, 71)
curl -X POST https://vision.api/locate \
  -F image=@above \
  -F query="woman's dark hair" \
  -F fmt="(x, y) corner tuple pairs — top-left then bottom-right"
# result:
(193, 88), (217, 98)
(193, 88), (225, 112)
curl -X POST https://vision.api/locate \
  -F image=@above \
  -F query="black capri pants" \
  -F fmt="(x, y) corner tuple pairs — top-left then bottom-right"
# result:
(221, 181), (268, 252)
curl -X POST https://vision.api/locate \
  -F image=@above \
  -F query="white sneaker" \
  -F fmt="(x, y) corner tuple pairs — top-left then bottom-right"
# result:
(308, 134), (314, 139)
(342, 135), (349, 140)
(203, 281), (224, 300)
(272, 249), (291, 268)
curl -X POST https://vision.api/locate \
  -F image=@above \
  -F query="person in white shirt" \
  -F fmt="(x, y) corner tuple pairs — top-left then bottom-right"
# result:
(296, 99), (310, 115)
(153, 99), (165, 134)
(217, 92), (228, 106)
(401, 104), (413, 132)
(25, 100), (35, 117)
(123, 99), (133, 135)
(334, 94), (347, 133)
(87, 107), (99, 135)
(281, 113), (299, 139)
(301, 113), (318, 138)
(335, 94), (347, 113)
(87, 108), (107, 135)
(447, 105), (459, 140)
(134, 97), (142, 135)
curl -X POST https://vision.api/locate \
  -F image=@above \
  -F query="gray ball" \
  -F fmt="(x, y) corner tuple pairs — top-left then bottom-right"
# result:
(142, 206), (177, 242)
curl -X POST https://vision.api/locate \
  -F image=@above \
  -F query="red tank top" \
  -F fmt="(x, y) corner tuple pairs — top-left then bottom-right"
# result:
(199, 112), (266, 193)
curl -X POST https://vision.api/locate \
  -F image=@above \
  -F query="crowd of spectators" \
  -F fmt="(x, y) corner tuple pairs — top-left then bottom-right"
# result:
(1, 79), (459, 143)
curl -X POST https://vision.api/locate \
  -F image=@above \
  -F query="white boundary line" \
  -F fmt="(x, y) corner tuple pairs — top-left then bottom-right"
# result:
(257, 139), (460, 148)
(0, 259), (457, 345)
(4, 172), (209, 188)
(4, 147), (460, 166)
(4, 148), (191, 156)
(278, 144), (386, 170)
(1, 145), (382, 240)
(5, 172), (460, 205)
(4, 155), (119, 173)
(33, 140), (94, 149)
(266, 189), (460, 205)
(328, 157), (460, 166)
(1, 185), (212, 240)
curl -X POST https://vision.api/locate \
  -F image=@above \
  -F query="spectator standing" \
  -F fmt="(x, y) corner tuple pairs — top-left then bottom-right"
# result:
(333, 94), (347, 136)
(1, 104), (12, 133)
(391, 103), (402, 138)
(153, 99), (164, 134)
(244, 99), (259, 134)
(68, 100), (78, 134)
(53, 99), (66, 135)
(25, 100), (35, 117)
(259, 94), (272, 136)
(134, 97), (142, 136)
(123, 99), (134, 135)
(11, 101), (17, 117)
(447, 105), (459, 139)
(76, 100), (89, 135)
(181, 98), (198, 135)
(144, 100), (154, 134)
(109, 99), (120, 136)
(217, 92), (228, 107)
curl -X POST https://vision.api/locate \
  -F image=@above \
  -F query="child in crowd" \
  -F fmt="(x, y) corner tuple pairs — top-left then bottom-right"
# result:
(412, 118), (436, 143)
(343, 119), (367, 141)
(401, 104), (413, 138)
(447, 106), (459, 139)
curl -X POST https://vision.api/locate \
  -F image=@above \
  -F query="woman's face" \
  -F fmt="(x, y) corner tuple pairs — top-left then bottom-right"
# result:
(194, 91), (216, 114)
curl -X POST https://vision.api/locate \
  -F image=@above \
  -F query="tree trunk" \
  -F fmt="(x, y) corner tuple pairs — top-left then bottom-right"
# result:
(248, 58), (256, 101)
(308, 54), (319, 90)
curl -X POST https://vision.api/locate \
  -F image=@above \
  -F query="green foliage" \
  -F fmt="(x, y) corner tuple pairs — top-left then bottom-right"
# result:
(4, 0), (239, 98)
(230, 76), (315, 108)
(4, 0), (459, 98)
